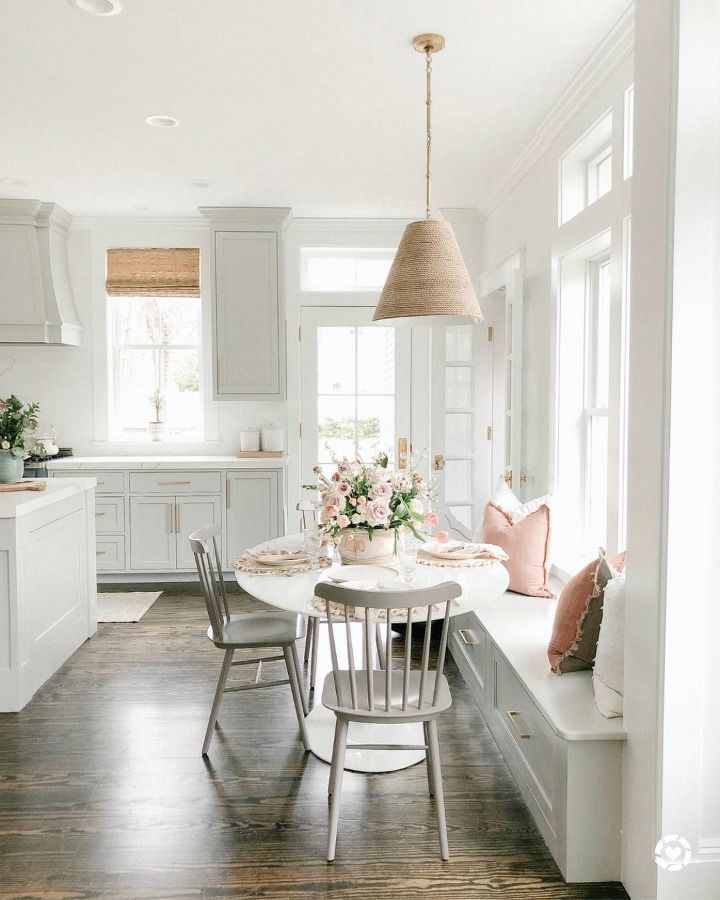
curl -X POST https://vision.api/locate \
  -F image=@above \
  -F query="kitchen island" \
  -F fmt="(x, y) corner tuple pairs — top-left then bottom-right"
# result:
(0, 478), (96, 711)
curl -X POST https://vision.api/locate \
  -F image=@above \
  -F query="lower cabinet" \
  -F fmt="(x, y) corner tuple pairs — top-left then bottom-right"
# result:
(225, 470), (281, 563)
(130, 495), (222, 572)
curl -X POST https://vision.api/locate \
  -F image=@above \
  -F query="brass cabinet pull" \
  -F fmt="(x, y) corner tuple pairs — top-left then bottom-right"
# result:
(168, 504), (175, 534)
(226, 479), (232, 508)
(97, 480), (105, 486)
(175, 503), (181, 534)
(506, 710), (532, 739)
(96, 550), (107, 556)
(158, 480), (191, 486)
(95, 512), (106, 517)
(459, 629), (481, 646)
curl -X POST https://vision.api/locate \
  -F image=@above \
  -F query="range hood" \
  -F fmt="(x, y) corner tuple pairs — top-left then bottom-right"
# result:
(0, 199), (81, 345)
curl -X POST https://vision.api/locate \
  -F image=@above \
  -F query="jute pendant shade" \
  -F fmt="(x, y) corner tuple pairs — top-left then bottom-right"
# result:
(373, 34), (483, 325)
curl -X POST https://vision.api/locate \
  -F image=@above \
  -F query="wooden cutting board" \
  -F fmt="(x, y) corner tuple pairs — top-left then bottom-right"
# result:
(0, 481), (47, 493)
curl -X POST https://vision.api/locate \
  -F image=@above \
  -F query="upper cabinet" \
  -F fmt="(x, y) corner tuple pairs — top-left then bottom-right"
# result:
(0, 199), (81, 345)
(201, 207), (291, 400)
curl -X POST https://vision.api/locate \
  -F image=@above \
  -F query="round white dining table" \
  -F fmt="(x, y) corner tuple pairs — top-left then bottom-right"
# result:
(235, 535), (509, 773)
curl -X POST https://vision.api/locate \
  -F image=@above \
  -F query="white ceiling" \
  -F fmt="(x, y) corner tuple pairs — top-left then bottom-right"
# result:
(0, 0), (630, 217)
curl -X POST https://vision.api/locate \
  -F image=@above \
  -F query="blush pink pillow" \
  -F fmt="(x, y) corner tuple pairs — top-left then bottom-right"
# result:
(482, 501), (553, 598)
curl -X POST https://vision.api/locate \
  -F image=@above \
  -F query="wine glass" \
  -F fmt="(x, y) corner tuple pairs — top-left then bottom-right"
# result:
(397, 530), (419, 584)
(304, 526), (324, 571)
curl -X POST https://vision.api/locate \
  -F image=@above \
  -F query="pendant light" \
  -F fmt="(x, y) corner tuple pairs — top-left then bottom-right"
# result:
(374, 34), (483, 325)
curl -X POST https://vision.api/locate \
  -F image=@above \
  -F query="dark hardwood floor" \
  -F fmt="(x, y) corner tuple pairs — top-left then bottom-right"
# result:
(0, 588), (628, 900)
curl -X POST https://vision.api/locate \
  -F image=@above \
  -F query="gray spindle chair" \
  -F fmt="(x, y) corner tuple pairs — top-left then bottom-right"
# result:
(190, 524), (309, 756)
(297, 500), (321, 669)
(314, 579), (462, 862)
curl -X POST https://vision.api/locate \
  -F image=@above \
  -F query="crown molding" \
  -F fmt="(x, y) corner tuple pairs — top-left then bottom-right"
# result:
(481, 4), (634, 218)
(287, 217), (412, 234)
(69, 215), (206, 231)
(199, 206), (292, 231)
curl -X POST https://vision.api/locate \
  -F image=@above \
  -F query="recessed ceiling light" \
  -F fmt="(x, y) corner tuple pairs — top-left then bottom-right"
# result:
(145, 115), (179, 128)
(187, 180), (210, 188)
(70, 0), (123, 16)
(0, 178), (27, 187)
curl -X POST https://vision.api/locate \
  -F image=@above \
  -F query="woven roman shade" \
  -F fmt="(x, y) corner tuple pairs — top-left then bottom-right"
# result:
(106, 248), (200, 297)
(373, 220), (483, 323)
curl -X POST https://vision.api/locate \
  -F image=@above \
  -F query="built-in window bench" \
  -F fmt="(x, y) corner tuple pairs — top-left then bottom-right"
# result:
(449, 588), (626, 883)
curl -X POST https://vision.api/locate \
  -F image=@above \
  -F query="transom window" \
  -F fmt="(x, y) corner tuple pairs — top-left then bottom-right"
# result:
(301, 247), (395, 292)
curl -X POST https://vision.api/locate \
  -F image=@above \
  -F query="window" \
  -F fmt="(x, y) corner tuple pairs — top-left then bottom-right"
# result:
(556, 234), (620, 567)
(587, 147), (612, 205)
(301, 247), (395, 291)
(105, 248), (202, 441)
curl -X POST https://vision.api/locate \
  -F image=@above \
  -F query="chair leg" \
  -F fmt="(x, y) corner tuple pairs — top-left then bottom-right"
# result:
(327, 718), (349, 862)
(310, 618), (320, 693)
(304, 616), (315, 663)
(202, 648), (234, 756)
(423, 721), (434, 798)
(375, 621), (386, 669)
(284, 645), (310, 751)
(290, 640), (309, 716)
(427, 719), (449, 861)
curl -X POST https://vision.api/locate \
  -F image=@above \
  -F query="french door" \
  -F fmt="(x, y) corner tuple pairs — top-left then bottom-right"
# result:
(300, 307), (412, 486)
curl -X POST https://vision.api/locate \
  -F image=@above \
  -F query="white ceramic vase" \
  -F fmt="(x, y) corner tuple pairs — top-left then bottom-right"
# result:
(337, 528), (396, 565)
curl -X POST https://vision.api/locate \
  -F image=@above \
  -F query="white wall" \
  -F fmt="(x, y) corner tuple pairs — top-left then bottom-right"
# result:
(478, 57), (633, 508)
(0, 218), (284, 455)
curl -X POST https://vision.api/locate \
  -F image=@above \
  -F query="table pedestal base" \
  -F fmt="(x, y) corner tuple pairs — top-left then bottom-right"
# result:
(305, 704), (426, 773)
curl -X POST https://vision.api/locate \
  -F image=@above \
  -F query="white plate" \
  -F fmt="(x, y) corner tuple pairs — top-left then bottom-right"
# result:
(339, 577), (409, 592)
(247, 548), (310, 566)
(324, 564), (398, 583)
(423, 541), (498, 561)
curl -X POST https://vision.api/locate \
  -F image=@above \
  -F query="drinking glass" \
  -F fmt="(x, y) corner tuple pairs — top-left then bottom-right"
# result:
(398, 531), (419, 584)
(304, 526), (324, 571)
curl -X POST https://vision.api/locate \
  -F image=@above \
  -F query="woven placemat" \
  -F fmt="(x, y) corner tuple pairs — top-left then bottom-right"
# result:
(417, 550), (499, 569)
(311, 595), (446, 622)
(232, 554), (332, 576)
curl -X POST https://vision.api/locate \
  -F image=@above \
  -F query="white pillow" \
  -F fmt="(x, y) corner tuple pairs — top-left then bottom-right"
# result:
(593, 572), (625, 718)
(490, 476), (552, 525)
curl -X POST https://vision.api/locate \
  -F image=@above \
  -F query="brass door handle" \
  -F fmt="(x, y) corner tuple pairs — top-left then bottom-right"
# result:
(506, 710), (532, 739)
(433, 453), (445, 471)
(397, 437), (408, 470)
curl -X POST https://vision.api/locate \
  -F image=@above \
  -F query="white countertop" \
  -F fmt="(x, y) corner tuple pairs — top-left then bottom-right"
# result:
(46, 455), (287, 471)
(0, 477), (95, 518)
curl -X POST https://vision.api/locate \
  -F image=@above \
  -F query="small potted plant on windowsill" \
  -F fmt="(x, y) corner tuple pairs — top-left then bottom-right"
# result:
(148, 390), (165, 442)
(0, 395), (39, 483)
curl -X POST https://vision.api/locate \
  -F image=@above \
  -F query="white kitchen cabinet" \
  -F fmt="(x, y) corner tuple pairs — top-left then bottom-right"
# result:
(175, 495), (222, 570)
(225, 470), (281, 563)
(201, 207), (291, 401)
(129, 497), (176, 571)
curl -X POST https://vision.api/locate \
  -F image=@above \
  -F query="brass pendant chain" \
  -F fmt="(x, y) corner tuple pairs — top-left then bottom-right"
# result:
(425, 46), (432, 220)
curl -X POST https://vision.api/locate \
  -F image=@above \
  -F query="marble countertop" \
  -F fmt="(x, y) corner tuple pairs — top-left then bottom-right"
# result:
(46, 455), (288, 471)
(0, 478), (95, 519)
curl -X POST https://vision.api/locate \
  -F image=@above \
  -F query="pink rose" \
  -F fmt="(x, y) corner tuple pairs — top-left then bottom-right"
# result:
(336, 514), (350, 529)
(357, 495), (367, 506)
(369, 481), (393, 500)
(325, 505), (339, 518)
(365, 498), (390, 526)
(322, 490), (343, 510)
(423, 511), (440, 527)
(337, 481), (351, 495)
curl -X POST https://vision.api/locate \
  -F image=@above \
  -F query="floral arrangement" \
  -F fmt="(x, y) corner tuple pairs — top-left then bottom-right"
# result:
(0, 395), (39, 457)
(307, 452), (439, 542)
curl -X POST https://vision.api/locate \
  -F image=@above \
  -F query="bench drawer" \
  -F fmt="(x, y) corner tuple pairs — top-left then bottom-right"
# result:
(491, 649), (562, 835)
(129, 471), (222, 495)
(94, 497), (125, 533)
(53, 470), (126, 494)
(450, 613), (492, 713)
(95, 535), (126, 571)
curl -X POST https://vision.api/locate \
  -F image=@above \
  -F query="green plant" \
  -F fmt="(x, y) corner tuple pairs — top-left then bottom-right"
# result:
(0, 395), (40, 456)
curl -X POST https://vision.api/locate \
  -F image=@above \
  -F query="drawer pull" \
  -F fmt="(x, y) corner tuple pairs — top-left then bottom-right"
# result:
(97, 480), (105, 486)
(506, 710), (532, 739)
(459, 628), (481, 646)
(95, 512), (106, 516)
(158, 480), (192, 485)
(96, 550), (107, 556)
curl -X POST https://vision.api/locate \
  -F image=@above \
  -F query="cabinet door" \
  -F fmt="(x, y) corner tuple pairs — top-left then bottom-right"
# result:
(129, 497), (176, 571)
(214, 231), (282, 399)
(175, 495), (222, 570)
(226, 471), (280, 561)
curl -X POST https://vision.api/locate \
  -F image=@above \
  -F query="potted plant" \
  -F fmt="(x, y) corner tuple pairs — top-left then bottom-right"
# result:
(0, 395), (39, 484)
(305, 451), (437, 564)
(148, 390), (164, 442)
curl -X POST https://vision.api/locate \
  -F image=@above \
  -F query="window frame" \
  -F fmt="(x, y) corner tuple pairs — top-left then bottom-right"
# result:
(586, 146), (613, 206)
(106, 294), (204, 443)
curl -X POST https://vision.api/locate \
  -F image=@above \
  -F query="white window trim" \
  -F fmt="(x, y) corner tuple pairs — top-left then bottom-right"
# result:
(586, 146), (613, 206)
(88, 226), (220, 449)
